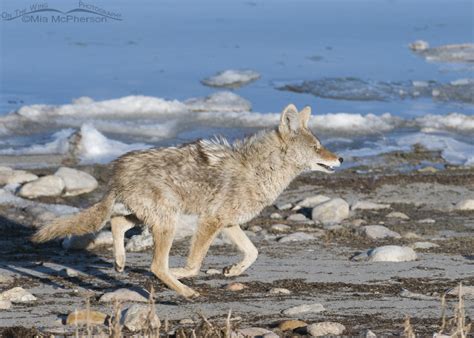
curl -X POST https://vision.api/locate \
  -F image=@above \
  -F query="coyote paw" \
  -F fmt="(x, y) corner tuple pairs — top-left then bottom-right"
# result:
(181, 287), (200, 300)
(223, 264), (244, 277)
(114, 262), (125, 273)
(171, 267), (199, 279)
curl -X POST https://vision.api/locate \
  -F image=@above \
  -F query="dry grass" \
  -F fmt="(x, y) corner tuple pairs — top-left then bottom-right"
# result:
(436, 283), (472, 338)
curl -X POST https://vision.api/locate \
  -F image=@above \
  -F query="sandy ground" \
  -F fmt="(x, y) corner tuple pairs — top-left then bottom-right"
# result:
(0, 150), (473, 336)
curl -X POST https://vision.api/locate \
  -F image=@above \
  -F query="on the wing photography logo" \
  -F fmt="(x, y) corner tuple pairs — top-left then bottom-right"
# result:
(1, 1), (122, 23)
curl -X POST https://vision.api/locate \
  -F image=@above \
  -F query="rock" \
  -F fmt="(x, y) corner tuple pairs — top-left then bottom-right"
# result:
(362, 245), (417, 262)
(0, 167), (38, 186)
(226, 282), (247, 291)
(311, 198), (349, 224)
(99, 288), (149, 303)
(307, 322), (345, 336)
(359, 225), (401, 239)
(237, 327), (277, 338)
(0, 274), (14, 284)
(121, 304), (160, 332)
(446, 285), (474, 299)
(297, 195), (331, 208)
(287, 214), (309, 222)
(352, 201), (390, 210)
(270, 213), (282, 219)
(282, 303), (325, 316)
(411, 241), (439, 250)
(205, 268), (221, 275)
(249, 225), (262, 232)
(418, 218), (435, 224)
(363, 329), (377, 337)
(399, 289), (436, 300)
(271, 224), (291, 232)
(66, 310), (107, 325)
(454, 199), (474, 211)
(351, 219), (366, 227)
(418, 166), (438, 173)
(62, 231), (113, 250)
(201, 69), (260, 88)
(59, 268), (80, 278)
(54, 167), (98, 196)
(278, 232), (314, 243)
(126, 228), (153, 252)
(324, 224), (344, 231)
(402, 232), (422, 240)
(275, 202), (292, 211)
(268, 288), (291, 295)
(0, 287), (36, 303)
(179, 318), (194, 325)
(0, 300), (11, 310)
(18, 175), (65, 198)
(386, 211), (410, 220)
(278, 320), (307, 331)
(409, 40), (430, 51)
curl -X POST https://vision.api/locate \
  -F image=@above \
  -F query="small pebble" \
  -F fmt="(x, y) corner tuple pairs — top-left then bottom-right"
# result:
(307, 322), (345, 336)
(271, 224), (291, 232)
(411, 241), (439, 250)
(66, 310), (107, 325)
(275, 202), (292, 211)
(206, 268), (221, 275)
(268, 288), (291, 295)
(286, 213), (309, 222)
(226, 282), (247, 291)
(270, 213), (282, 219)
(179, 318), (194, 325)
(278, 319), (307, 331)
(386, 211), (410, 220)
(249, 225), (262, 232)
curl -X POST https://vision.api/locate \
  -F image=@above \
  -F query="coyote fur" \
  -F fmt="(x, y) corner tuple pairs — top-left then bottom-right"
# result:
(32, 104), (342, 298)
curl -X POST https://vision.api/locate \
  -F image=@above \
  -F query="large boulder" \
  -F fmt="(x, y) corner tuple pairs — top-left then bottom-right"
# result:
(311, 198), (349, 224)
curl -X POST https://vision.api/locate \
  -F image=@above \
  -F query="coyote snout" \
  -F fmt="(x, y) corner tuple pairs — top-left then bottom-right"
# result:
(32, 103), (342, 299)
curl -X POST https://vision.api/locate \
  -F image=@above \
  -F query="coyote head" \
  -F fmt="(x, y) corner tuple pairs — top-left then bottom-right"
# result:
(278, 104), (343, 173)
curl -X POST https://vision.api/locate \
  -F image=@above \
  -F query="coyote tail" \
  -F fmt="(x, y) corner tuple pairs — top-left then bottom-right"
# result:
(31, 193), (115, 243)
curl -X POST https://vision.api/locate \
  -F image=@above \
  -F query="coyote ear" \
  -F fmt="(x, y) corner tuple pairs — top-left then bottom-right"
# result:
(299, 106), (311, 129)
(279, 104), (299, 134)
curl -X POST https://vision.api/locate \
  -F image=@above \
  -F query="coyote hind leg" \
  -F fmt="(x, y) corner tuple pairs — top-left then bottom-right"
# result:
(170, 217), (222, 279)
(222, 225), (258, 277)
(149, 211), (200, 299)
(111, 216), (136, 272)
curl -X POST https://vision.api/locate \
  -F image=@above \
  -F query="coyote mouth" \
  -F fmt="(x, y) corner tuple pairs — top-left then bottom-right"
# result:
(317, 163), (335, 172)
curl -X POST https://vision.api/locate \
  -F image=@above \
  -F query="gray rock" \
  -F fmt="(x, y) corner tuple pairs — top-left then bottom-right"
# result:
(454, 199), (474, 211)
(126, 228), (153, 252)
(363, 329), (377, 337)
(270, 213), (282, 219)
(447, 285), (474, 299)
(100, 288), (149, 303)
(386, 211), (410, 220)
(366, 245), (417, 262)
(307, 322), (345, 336)
(0, 300), (12, 310)
(275, 202), (292, 211)
(62, 231), (113, 250)
(311, 198), (349, 224)
(18, 175), (65, 198)
(237, 327), (277, 338)
(282, 303), (325, 316)
(121, 304), (160, 332)
(271, 224), (291, 232)
(418, 218), (435, 224)
(352, 201), (390, 210)
(411, 241), (439, 250)
(54, 167), (98, 196)
(296, 195), (331, 208)
(286, 213), (309, 222)
(278, 232), (314, 243)
(0, 167), (38, 186)
(59, 268), (80, 278)
(0, 287), (36, 303)
(359, 225), (401, 239)
(205, 268), (221, 275)
(268, 288), (291, 295)
(399, 289), (436, 300)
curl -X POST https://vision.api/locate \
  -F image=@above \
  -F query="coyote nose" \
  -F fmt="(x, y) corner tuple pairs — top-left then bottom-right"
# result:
(338, 157), (344, 163)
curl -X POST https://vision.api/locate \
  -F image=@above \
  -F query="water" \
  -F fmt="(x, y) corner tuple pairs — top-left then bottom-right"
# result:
(0, 0), (473, 166)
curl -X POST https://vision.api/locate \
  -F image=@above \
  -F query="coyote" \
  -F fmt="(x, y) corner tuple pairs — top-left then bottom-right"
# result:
(32, 104), (342, 298)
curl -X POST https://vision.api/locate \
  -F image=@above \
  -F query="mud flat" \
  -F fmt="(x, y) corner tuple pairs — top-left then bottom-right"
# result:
(0, 150), (472, 336)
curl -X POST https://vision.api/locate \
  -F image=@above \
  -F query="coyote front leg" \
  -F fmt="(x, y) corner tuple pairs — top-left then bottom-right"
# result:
(222, 225), (258, 277)
(111, 216), (135, 272)
(171, 217), (222, 279)
(149, 212), (199, 299)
